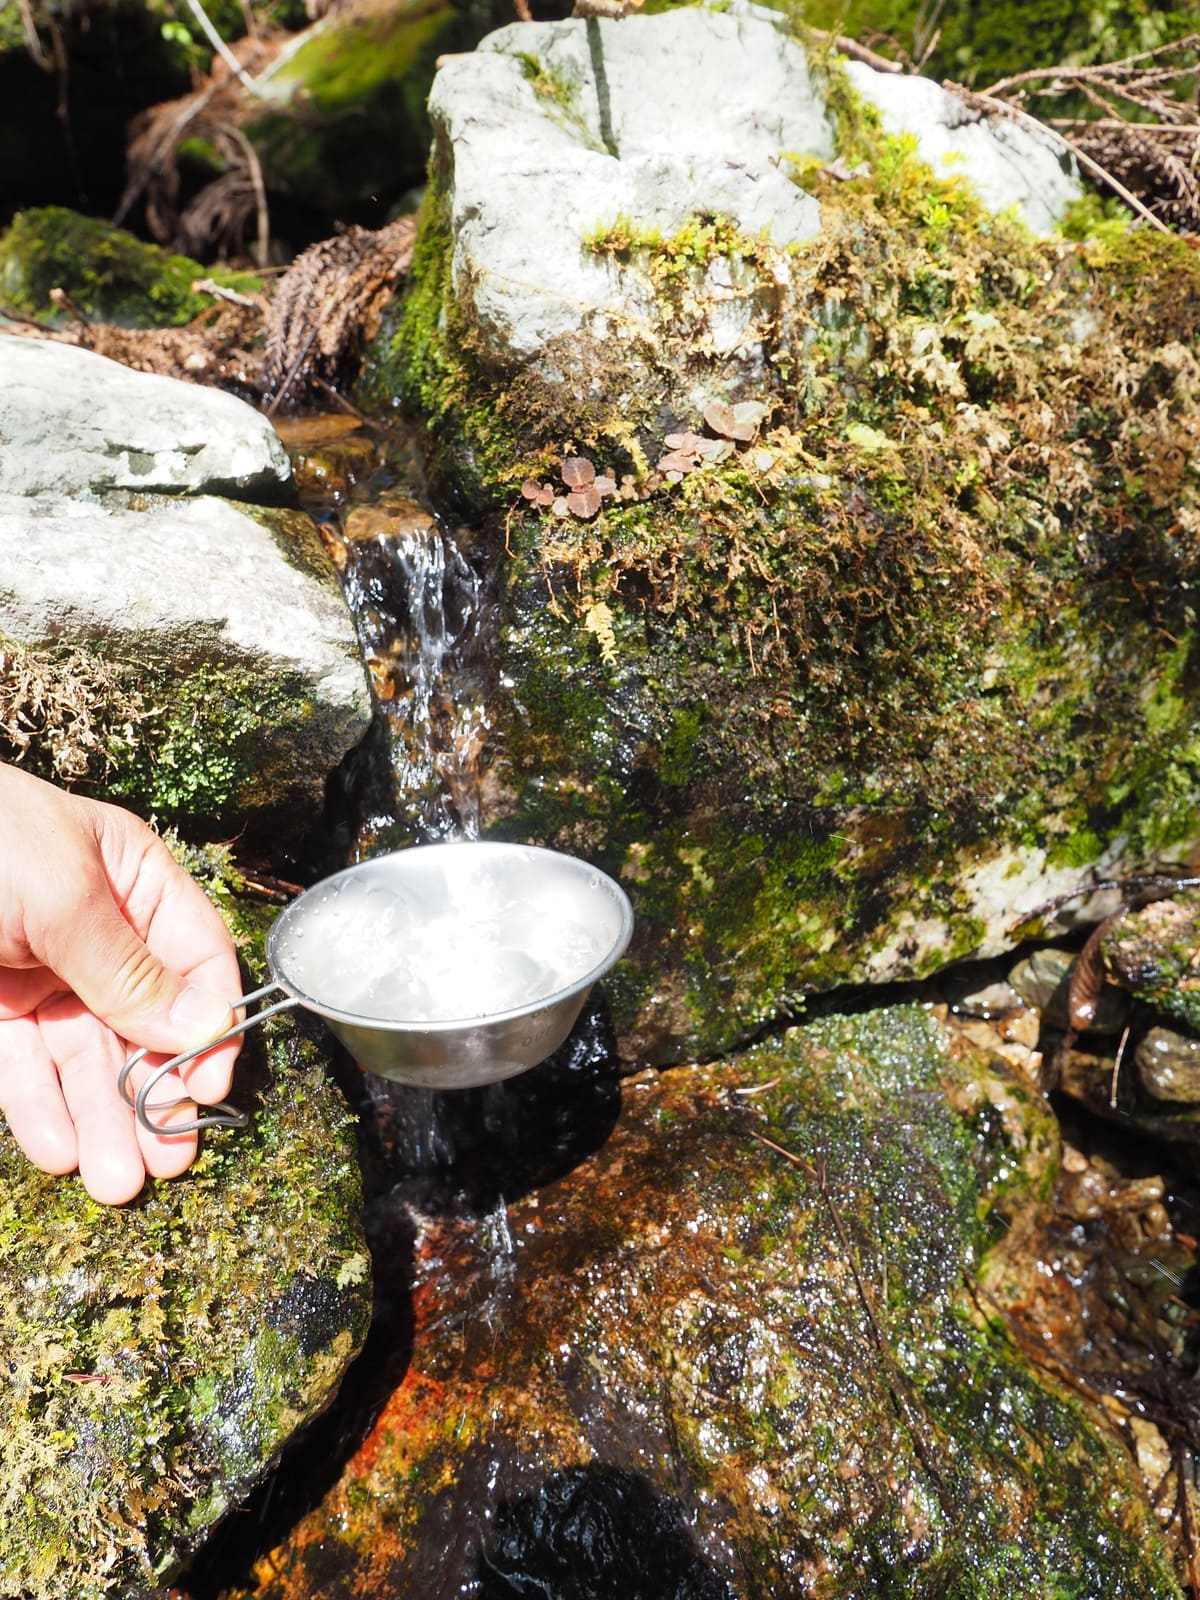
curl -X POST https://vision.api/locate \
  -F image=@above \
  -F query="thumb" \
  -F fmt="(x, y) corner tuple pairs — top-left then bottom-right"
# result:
(50, 897), (234, 1056)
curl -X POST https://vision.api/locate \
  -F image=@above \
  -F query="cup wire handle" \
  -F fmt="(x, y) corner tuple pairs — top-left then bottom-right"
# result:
(118, 982), (302, 1136)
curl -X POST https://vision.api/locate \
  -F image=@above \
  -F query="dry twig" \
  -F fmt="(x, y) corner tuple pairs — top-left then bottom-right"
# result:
(265, 215), (418, 406)
(970, 34), (1200, 232)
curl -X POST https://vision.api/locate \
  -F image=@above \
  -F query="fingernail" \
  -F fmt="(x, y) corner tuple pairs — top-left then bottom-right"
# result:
(170, 985), (232, 1044)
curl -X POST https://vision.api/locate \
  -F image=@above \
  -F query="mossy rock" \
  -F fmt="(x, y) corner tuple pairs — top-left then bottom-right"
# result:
(1101, 888), (1200, 1034)
(217, 1004), (1178, 1600)
(366, 16), (1200, 1063)
(0, 495), (371, 849)
(243, 0), (500, 215)
(0, 879), (370, 1597)
(0, 207), (260, 328)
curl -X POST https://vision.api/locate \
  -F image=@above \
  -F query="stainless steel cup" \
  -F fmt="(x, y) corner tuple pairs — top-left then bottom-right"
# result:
(120, 841), (634, 1132)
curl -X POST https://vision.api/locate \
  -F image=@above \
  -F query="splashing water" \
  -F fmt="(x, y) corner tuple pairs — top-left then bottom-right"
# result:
(308, 461), (619, 1194)
(333, 507), (494, 845)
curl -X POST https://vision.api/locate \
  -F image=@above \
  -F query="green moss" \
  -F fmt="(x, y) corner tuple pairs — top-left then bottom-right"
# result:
(585, 210), (772, 281)
(241, 502), (345, 587)
(245, 0), (482, 208)
(0, 955), (368, 1597)
(0, 207), (260, 328)
(515, 49), (598, 147)
(0, 633), (319, 833)
(108, 656), (301, 821)
(371, 47), (1200, 1063)
(791, 0), (1198, 96)
(362, 186), (532, 501)
(659, 705), (704, 787)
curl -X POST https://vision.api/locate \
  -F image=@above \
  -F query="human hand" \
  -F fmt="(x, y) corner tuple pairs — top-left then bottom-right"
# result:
(0, 763), (242, 1204)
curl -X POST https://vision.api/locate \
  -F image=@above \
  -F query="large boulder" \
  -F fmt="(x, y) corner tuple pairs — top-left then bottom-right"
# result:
(217, 1005), (1181, 1600)
(0, 335), (371, 841)
(370, 8), (1200, 1063)
(423, 11), (1076, 371)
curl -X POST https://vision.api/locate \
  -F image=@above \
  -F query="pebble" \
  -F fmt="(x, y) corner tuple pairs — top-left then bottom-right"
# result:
(1134, 1025), (1200, 1103)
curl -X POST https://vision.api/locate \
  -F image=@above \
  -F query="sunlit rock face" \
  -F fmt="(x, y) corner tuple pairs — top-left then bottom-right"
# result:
(0, 1000), (370, 1600)
(427, 10), (1077, 369)
(427, 10), (831, 366)
(376, 8), (1200, 1064)
(0, 337), (371, 839)
(218, 1007), (1181, 1600)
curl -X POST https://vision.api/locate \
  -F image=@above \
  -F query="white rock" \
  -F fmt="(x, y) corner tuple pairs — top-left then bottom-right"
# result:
(0, 490), (371, 815)
(430, 11), (833, 363)
(844, 62), (1080, 234)
(427, 12), (1081, 370)
(0, 337), (291, 498)
(0, 335), (370, 823)
(0, 492), (357, 691)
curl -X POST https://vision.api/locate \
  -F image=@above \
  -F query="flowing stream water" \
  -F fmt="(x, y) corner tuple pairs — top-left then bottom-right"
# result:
(324, 496), (496, 849)
(289, 425), (624, 1190)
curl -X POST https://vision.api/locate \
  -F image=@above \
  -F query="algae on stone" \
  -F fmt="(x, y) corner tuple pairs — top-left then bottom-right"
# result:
(0, 985), (369, 1598)
(369, 17), (1200, 1064)
(218, 1005), (1180, 1600)
(244, 0), (497, 214)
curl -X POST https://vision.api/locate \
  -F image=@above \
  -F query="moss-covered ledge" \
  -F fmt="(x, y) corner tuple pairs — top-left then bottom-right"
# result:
(0, 208), (261, 328)
(365, 36), (1200, 1062)
(0, 901), (369, 1597)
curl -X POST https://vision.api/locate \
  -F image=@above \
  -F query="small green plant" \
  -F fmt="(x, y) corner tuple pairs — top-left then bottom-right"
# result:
(586, 210), (766, 285)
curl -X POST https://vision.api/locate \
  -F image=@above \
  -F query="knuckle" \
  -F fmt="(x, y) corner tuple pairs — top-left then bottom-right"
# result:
(108, 941), (169, 1012)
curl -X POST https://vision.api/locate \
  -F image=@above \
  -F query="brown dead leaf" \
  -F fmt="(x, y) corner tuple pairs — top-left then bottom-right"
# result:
(273, 414), (365, 447)
(703, 398), (769, 442)
(702, 400), (739, 439)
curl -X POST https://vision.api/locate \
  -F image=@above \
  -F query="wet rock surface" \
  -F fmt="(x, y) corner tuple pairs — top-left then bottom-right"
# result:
(1102, 889), (1200, 1038)
(1040, 886), (1200, 1146)
(0, 999), (370, 1600)
(210, 1006), (1180, 1600)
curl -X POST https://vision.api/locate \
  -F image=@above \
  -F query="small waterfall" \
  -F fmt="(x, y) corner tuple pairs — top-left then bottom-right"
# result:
(327, 492), (495, 850)
(309, 451), (618, 1189)
(323, 483), (506, 1176)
